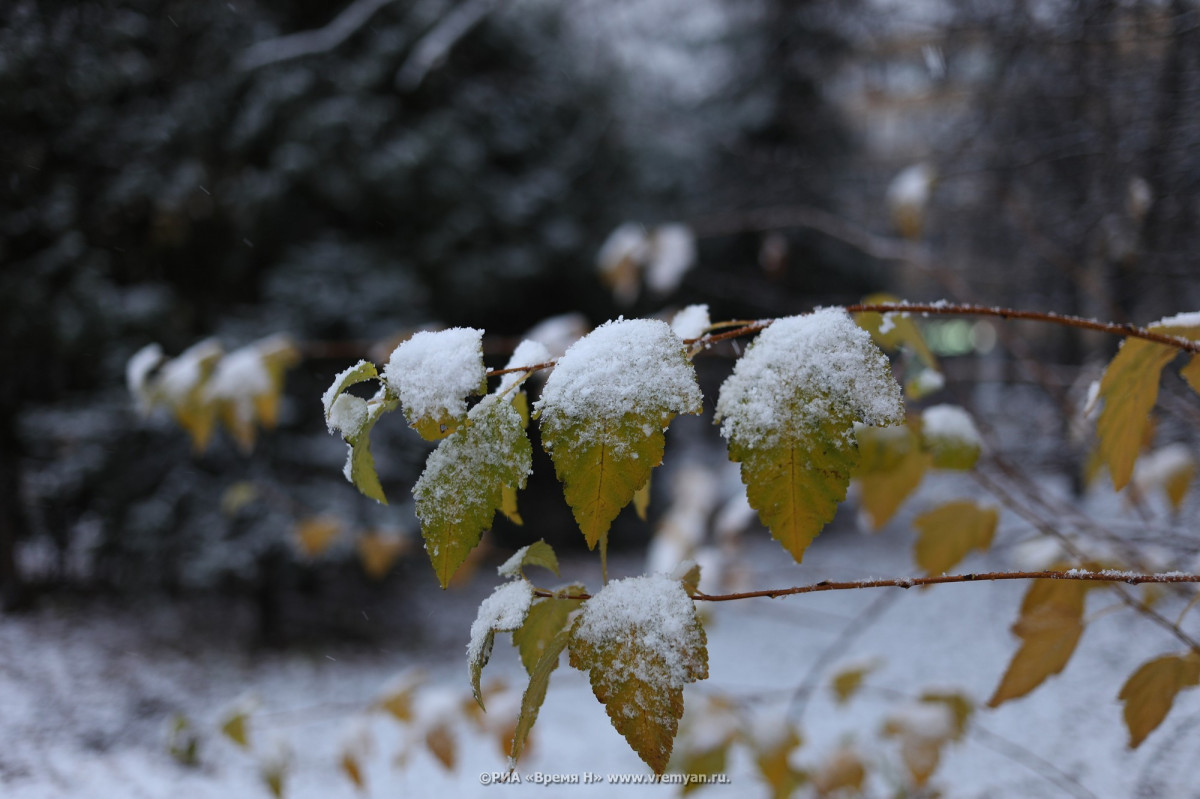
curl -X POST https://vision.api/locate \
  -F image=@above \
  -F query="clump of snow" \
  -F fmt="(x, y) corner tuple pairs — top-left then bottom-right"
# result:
(498, 339), (553, 394)
(572, 574), (702, 690)
(126, 343), (164, 412)
(327, 393), (368, 438)
(535, 318), (702, 455)
(321, 359), (372, 418)
(1152, 311), (1200, 330)
(497, 544), (533, 579)
(159, 339), (223, 404)
(920, 405), (982, 449)
(910, 368), (945, 395)
(205, 345), (272, 420)
(670, 304), (710, 340)
(646, 224), (696, 295)
(383, 328), (484, 427)
(715, 309), (904, 449)
(466, 579), (534, 672)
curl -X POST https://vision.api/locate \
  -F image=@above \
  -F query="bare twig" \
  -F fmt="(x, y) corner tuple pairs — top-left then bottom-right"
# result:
(236, 0), (398, 71)
(395, 0), (502, 90)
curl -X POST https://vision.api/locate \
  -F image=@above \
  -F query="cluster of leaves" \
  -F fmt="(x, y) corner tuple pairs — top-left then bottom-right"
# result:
(316, 303), (1200, 777)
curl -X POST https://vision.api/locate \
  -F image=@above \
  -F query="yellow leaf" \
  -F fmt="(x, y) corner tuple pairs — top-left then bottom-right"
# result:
(753, 727), (807, 799)
(499, 485), (523, 526)
(912, 501), (998, 576)
(679, 743), (731, 795)
(262, 764), (285, 799)
(356, 530), (408, 580)
(375, 670), (425, 722)
(855, 425), (929, 530)
(717, 310), (904, 564)
(1118, 652), (1200, 748)
(512, 589), (582, 675)
(633, 477), (652, 521)
(568, 575), (708, 774)
(918, 691), (974, 741)
(293, 515), (342, 558)
(856, 293), (938, 369)
(1183, 355), (1200, 396)
(831, 660), (880, 704)
(987, 579), (1091, 707)
(221, 710), (250, 748)
(536, 319), (702, 561)
(1098, 321), (1200, 490)
(510, 628), (570, 766)
(414, 394), (532, 588)
(813, 746), (865, 797)
(340, 751), (365, 791)
(344, 395), (398, 504)
(425, 722), (456, 770)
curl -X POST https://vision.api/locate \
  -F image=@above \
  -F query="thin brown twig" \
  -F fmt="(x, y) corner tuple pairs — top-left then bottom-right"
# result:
(532, 569), (1200, 603)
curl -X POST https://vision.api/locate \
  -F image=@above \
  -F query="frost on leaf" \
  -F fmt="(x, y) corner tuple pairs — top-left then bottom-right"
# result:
(414, 394), (532, 588)
(383, 328), (486, 440)
(568, 574), (708, 774)
(1097, 315), (1200, 490)
(1118, 652), (1200, 748)
(716, 309), (904, 563)
(535, 319), (703, 557)
(988, 578), (1092, 707)
(468, 580), (534, 708)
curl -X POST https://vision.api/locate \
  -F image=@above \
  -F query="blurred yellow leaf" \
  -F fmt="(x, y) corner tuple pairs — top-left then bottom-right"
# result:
(340, 751), (365, 791)
(988, 579), (1091, 707)
(912, 501), (998, 576)
(633, 478), (652, 521)
(856, 424), (929, 530)
(221, 710), (250, 749)
(1183, 355), (1200, 395)
(813, 746), (865, 797)
(831, 660), (880, 704)
(293, 515), (342, 558)
(1118, 652), (1200, 748)
(356, 530), (408, 580)
(425, 722), (456, 770)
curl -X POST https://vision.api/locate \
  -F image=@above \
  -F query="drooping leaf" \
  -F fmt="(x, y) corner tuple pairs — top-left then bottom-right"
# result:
(468, 580), (534, 708)
(919, 404), (983, 470)
(1097, 318), (1200, 490)
(536, 319), (702, 558)
(831, 659), (881, 704)
(855, 424), (929, 530)
(425, 722), (456, 770)
(356, 530), (408, 580)
(512, 587), (583, 675)
(1118, 652), (1200, 748)
(856, 293), (938, 369)
(633, 478), (652, 521)
(340, 750), (365, 791)
(321, 360), (379, 420)
(988, 579), (1091, 707)
(221, 708), (251, 748)
(208, 335), (300, 452)
(753, 726), (807, 799)
(912, 501), (998, 575)
(375, 670), (425, 722)
(568, 575), (708, 774)
(717, 310), (904, 563)
(414, 394), (532, 588)
(343, 394), (398, 504)
(382, 328), (486, 440)
(510, 627), (571, 766)
(497, 540), (560, 581)
(293, 515), (342, 558)
(159, 339), (223, 452)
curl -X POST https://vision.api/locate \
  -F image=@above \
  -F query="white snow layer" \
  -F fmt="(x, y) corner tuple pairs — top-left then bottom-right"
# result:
(327, 393), (368, 439)
(499, 339), (553, 394)
(321, 360), (372, 419)
(466, 580), (534, 672)
(572, 574), (701, 691)
(716, 308), (904, 448)
(383, 328), (485, 426)
(534, 318), (702, 453)
(646, 224), (696, 295)
(1153, 311), (1200, 329)
(126, 343), (164, 412)
(670, 304), (711, 340)
(920, 404), (982, 449)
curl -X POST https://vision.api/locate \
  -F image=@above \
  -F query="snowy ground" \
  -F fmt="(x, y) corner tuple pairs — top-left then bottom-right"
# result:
(2, 503), (1198, 798)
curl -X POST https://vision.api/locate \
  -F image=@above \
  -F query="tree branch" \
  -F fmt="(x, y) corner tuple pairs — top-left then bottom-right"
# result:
(394, 0), (502, 91)
(236, 0), (398, 72)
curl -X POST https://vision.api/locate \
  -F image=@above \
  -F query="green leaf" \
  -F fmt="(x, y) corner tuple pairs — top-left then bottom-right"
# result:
(221, 708), (251, 748)
(510, 628), (571, 766)
(1118, 652), (1200, 748)
(568, 575), (708, 774)
(513, 588), (584, 675)
(468, 580), (534, 708)
(498, 540), (561, 581)
(536, 319), (702, 556)
(414, 394), (532, 588)
(717, 310), (904, 563)
(988, 579), (1091, 707)
(912, 500), (998, 575)
(345, 395), (398, 504)
(1097, 320), (1200, 490)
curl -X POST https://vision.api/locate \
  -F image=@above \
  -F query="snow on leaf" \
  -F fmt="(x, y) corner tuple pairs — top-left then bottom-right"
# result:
(1118, 652), (1200, 748)
(535, 319), (702, 557)
(512, 587), (584, 675)
(497, 540), (560, 581)
(988, 579), (1092, 707)
(322, 360), (378, 422)
(1097, 318), (1200, 490)
(912, 500), (997, 576)
(468, 580), (534, 709)
(855, 424), (930, 530)
(415, 394), (532, 588)
(344, 393), (398, 505)
(159, 339), (223, 452)
(568, 574), (708, 774)
(716, 309), (904, 563)
(919, 404), (982, 470)
(126, 343), (164, 413)
(671, 304), (710, 341)
(383, 328), (486, 440)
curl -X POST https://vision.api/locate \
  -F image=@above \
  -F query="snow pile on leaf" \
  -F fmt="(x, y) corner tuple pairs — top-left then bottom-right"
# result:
(467, 579), (534, 707)
(383, 328), (485, 439)
(569, 574), (708, 773)
(920, 404), (983, 469)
